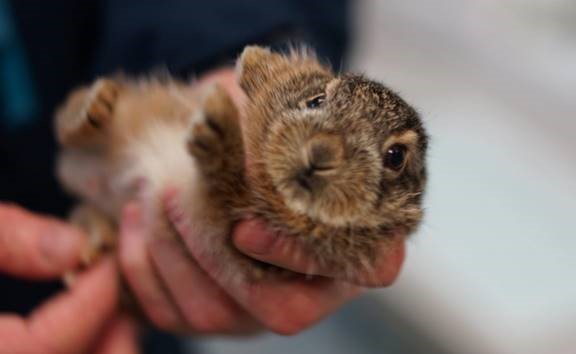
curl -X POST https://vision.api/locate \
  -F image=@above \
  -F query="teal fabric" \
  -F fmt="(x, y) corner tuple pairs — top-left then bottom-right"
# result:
(0, 0), (38, 129)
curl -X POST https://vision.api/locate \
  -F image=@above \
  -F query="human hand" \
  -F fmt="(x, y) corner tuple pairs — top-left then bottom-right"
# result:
(118, 193), (403, 336)
(0, 203), (138, 354)
(116, 68), (406, 336)
(172, 194), (404, 331)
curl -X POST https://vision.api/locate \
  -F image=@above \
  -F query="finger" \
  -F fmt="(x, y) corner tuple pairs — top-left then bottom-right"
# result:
(149, 237), (260, 335)
(233, 219), (318, 272)
(118, 202), (185, 331)
(0, 316), (38, 353)
(239, 277), (363, 335)
(165, 199), (362, 335)
(233, 219), (406, 287)
(93, 315), (139, 354)
(28, 258), (118, 353)
(0, 203), (86, 279)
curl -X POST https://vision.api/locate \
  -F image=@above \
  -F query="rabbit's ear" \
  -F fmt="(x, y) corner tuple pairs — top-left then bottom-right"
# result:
(55, 78), (120, 147)
(236, 46), (285, 97)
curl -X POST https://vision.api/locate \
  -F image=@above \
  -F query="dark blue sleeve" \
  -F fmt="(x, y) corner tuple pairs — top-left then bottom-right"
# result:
(94, 0), (349, 77)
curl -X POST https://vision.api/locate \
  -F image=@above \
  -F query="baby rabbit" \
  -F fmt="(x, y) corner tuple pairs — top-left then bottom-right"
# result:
(55, 46), (428, 284)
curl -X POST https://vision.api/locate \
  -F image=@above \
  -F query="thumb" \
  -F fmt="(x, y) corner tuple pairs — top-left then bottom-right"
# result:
(233, 218), (406, 287)
(0, 203), (86, 279)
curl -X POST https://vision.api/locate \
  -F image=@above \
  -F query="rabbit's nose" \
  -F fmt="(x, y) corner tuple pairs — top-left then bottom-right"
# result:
(302, 132), (345, 173)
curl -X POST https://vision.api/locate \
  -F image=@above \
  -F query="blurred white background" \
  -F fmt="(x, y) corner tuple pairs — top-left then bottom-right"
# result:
(352, 0), (576, 353)
(194, 1), (576, 353)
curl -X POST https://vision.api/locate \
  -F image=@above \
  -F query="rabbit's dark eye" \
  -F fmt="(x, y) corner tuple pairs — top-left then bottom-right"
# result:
(384, 144), (407, 171)
(305, 93), (326, 109)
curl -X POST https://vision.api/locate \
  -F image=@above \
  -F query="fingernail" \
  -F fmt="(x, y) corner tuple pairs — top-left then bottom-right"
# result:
(40, 225), (83, 266)
(234, 219), (279, 255)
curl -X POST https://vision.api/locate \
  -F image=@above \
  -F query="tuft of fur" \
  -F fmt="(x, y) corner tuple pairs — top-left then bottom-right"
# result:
(54, 45), (428, 285)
